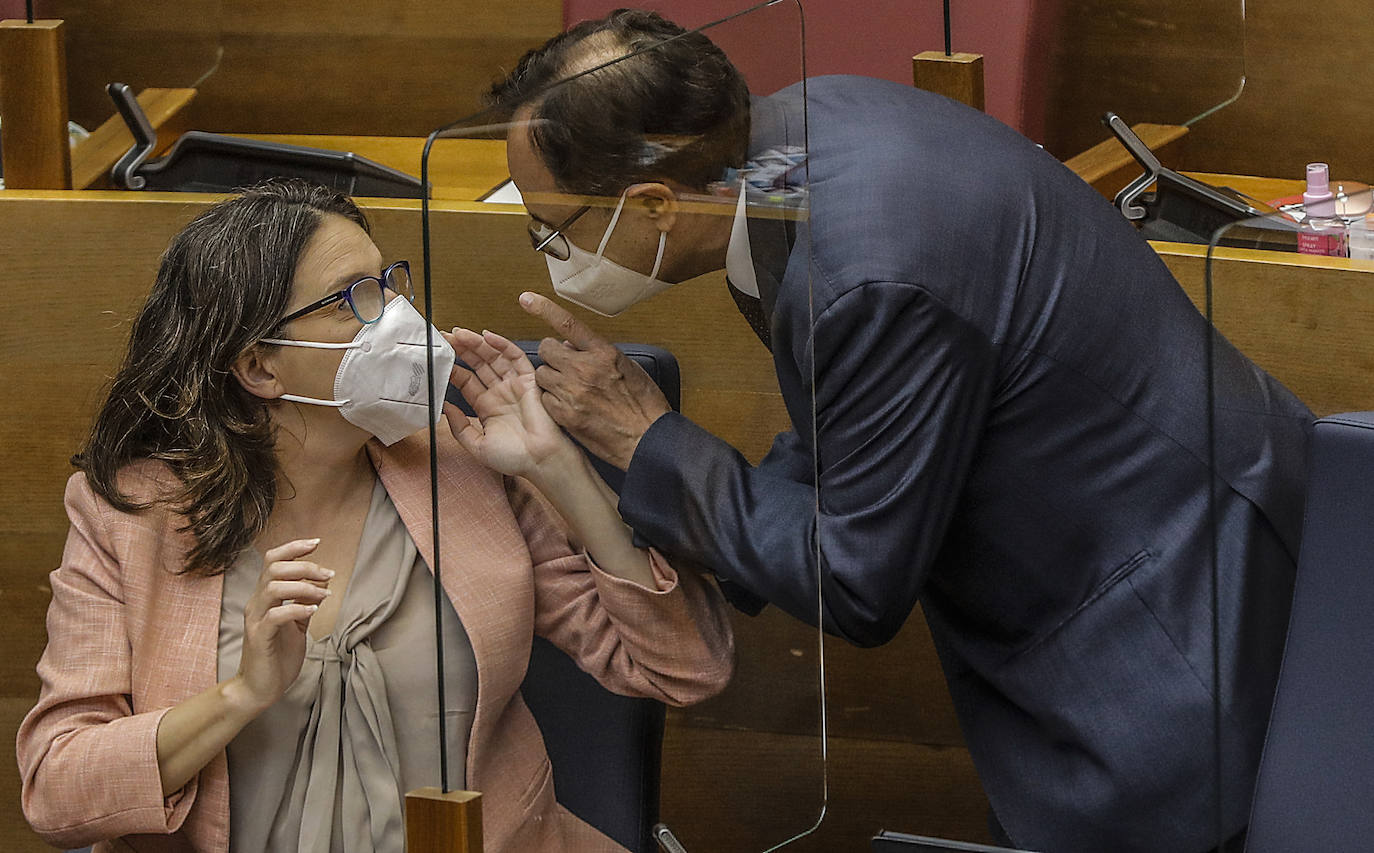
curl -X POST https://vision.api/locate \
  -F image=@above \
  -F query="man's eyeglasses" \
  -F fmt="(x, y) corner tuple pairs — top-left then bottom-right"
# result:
(277, 260), (414, 326)
(527, 205), (591, 262)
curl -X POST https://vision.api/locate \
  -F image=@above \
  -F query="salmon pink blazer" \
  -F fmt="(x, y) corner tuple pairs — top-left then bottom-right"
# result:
(17, 423), (735, 852)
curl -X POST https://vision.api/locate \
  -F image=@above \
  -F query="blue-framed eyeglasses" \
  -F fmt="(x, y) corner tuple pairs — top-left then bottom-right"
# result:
(277, 260), (413, 326)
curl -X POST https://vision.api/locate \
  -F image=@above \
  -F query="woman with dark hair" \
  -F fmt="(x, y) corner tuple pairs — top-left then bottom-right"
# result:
(16, 179), (733, 853)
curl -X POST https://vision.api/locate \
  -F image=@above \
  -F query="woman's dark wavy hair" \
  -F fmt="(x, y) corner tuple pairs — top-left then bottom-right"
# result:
(72, 179), (368, 576)
(486, 8), (751, 194)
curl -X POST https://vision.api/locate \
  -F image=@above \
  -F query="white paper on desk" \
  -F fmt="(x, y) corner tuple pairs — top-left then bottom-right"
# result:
(480, 179), (524, 204)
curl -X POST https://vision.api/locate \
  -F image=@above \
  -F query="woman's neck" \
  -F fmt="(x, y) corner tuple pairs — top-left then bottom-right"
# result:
(269, 411), (376, 530)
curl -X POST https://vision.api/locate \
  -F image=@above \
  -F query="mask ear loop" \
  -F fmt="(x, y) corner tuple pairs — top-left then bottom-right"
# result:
(596, 191), (668, 281)
(258, 338), (362, 406)
(259, 338), (360, 350)
(277, 392), (348, 407)
(648, 230), (667, 281)
(594, 191), (631, 259)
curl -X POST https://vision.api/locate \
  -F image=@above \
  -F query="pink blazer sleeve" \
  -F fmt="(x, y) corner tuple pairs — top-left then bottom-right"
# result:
(506, 476), (735, 707)
(16, 474), (198, 846)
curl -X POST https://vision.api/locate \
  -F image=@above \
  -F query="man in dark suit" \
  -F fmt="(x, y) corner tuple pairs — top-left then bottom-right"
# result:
(489, 10), (1311, 852)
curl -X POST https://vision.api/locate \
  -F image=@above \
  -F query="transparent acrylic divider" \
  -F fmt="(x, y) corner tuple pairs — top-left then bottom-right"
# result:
(1203, 192), (1374, 853)
(55, 0), (224, 139)
(421, 3), (826, 851)
(1041, 0), (1246, 159)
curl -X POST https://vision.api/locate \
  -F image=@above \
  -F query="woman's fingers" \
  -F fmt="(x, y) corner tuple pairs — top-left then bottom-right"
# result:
(449, 327), (504, 389)
(443, 400), (486, 457)
(263, 537), (319, 566)
(264, 602), (319, 629)
(448, 362), (487, 402)
(452, 326), (534, 386)
(264, 559), (333, 584)
(264, 579), (331, 606)
(517, 373), (557, 429)
(445, 327), (486, 350)
(442, 331), (494, 395)
(480, 329), (536, 376)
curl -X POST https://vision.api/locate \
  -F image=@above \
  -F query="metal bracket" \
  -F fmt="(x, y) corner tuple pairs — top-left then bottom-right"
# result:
(1103, 112), (1160, 221)
(107, 82), (157, 190)
(654, 823), (689, 853)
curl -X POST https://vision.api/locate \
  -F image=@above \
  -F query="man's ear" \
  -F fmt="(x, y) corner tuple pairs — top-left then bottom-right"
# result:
(231, 344), (285, 400)
(625, 182), (678, 233)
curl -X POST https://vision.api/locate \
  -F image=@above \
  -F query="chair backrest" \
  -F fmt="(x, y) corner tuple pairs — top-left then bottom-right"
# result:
(1245, 412), (1374, 851)
(447, 341), (680, 853)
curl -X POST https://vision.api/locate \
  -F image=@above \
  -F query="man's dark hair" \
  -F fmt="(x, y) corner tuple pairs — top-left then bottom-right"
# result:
(487, 9), (751, 195)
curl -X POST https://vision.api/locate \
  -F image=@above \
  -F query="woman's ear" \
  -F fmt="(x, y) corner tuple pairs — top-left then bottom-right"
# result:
(231, 344), (285, 400)
(625, 182), (679, 233)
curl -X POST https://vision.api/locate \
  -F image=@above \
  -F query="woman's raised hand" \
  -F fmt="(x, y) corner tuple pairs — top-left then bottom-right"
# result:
(442, 328), (576, 479)
(235, 538), (332, 712)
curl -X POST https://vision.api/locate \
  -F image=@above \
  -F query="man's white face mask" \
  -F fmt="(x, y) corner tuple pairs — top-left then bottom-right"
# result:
(545, 191), (671, 317)
(261, 295), (456, 445)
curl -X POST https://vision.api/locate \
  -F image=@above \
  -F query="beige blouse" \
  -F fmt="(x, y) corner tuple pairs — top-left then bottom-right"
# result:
(218, 479), (479, 853)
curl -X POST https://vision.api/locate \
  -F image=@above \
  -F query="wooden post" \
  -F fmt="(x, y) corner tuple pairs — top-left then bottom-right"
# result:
(912, 51), (985, 112)
(0, 19), (72, 189)
(405, 788), (482, 853)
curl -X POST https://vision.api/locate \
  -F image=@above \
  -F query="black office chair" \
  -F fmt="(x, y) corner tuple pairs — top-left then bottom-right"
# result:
(449, 341), (681, 853)
(1245, 412), (1374, 851)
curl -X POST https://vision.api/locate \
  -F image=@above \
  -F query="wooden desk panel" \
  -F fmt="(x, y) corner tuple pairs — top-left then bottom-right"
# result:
(1155, 241), (1374, 416)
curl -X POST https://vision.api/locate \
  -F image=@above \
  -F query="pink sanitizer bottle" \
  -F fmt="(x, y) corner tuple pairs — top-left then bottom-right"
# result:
(1298, 162), (1349, 257)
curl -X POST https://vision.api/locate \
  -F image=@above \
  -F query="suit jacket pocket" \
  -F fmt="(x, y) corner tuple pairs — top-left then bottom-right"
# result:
(969, 548), (1222, 851)
(1002, 548), (1153, 667)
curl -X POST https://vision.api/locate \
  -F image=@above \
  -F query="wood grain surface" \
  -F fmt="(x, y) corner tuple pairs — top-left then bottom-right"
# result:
(0, 20), (72, 189)
(1043, 0), (1373, 182)
(56, 0), (560, 137)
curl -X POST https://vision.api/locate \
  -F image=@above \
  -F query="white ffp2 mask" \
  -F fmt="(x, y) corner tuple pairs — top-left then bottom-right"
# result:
(545, 191), (671, 317)
(261, 296), (456, 445)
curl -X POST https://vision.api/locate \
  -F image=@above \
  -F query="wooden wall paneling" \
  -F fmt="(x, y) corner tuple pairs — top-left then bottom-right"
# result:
(1, 192), (204, 853)
(58, 0), (222, 130)
(1177, 0), (1374, 182)
(662, 605), (994, 850)
(659, 726), (990, 852)
(1039, 0), (1245, 162)
(1041, 0), (1373, 181)
(673, 606), (968, 749)
(0, 696), (47, 853)
(57, 0), (562, 138)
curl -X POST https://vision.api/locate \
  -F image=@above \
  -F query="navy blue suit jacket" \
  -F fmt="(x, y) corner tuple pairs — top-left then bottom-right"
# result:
(618, 76), (1311, 852)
